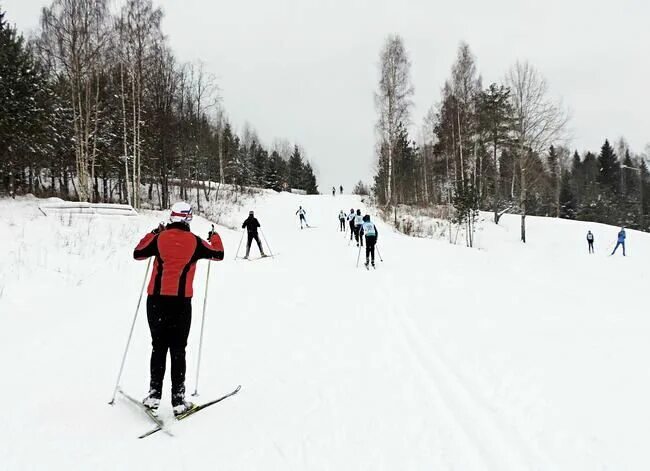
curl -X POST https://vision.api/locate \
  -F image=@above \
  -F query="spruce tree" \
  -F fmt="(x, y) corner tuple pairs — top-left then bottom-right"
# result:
(251, 144), (268, 188)
(287, 145), (304, 190)
(302, 162), (318, 194)
(559, 170), (576, 219)
(0, 8), (49, 194)
(547, 145), (560, 216)
(597, 139), (620, 194)
(265, 151), (286, 191)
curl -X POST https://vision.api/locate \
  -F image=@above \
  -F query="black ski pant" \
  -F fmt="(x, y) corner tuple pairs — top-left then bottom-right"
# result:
(349, 220), (355, 239)
(147, 295), (192, 401)
(299, 214), (307, 228)
(354, 225), (363, 246)
(588, 240), (594, 253)
(339, 219), (345, 231)
(365, 236), (377, 263)
(246, 232), (264, 257)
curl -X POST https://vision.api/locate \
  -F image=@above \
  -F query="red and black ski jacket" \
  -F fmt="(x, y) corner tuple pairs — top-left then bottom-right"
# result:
(134, 222), (224, 298)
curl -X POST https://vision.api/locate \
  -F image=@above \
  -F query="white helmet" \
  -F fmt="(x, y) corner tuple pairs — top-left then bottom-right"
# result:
(170, 201), (193, 224)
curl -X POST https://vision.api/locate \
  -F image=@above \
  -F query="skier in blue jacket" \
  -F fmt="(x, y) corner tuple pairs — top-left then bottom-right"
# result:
(611, 227), (626, 256)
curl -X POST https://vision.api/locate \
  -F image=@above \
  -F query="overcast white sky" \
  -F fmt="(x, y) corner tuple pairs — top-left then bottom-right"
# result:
(5, 0), (650, 191)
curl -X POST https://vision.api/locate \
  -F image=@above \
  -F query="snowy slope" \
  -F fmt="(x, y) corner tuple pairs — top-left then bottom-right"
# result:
(0, 193), (649, 470)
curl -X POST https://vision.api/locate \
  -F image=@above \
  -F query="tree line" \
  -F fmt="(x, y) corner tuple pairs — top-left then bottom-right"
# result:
(374, 35), (649, 244)
(0, 1), (318, 209)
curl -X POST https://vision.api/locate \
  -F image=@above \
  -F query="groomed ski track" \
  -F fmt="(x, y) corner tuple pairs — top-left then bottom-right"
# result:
(1, 192), (649, 470)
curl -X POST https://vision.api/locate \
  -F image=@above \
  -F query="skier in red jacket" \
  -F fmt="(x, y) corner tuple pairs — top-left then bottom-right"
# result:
(133, 201), (224, 416)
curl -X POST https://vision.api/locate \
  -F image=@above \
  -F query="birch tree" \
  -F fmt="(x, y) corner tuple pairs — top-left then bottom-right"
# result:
(38, 0), (111, 202)
(506, 61), (568, 242)
(375, 34), (413, 205)
(117, 0), (162, 208)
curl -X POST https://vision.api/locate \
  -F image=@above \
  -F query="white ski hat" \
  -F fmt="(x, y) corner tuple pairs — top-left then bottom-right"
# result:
(170, 201), (193, 223)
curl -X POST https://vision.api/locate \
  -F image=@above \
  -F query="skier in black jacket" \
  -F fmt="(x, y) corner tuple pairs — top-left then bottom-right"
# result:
(586, 230), (594, 254)
(242, 211), (266, 259)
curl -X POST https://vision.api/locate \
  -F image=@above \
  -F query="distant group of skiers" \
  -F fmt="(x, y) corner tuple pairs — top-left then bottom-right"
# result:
(332, 185), (343, 196)
(586, 227), (626, 256)
(131, 197), (633, 418)
(338, 208), (378, 268)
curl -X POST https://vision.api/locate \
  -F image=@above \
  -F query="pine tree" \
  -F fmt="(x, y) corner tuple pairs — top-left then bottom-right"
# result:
(478, 83), (513, 222)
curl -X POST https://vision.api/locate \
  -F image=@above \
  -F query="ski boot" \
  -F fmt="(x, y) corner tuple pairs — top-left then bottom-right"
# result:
(172, 392), (195, 417)
(142, 390), (161, 414)
(364, 260), (369, 269)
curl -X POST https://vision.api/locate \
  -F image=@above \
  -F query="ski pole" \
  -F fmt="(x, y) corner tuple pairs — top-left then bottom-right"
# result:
(260, 229), (274, 257)
(108, 257), (151, 405)
(376, 246), (384, 262)
(356, 240), (362, 268)
(192, 242), (213, 397)
(234, 229), (245, 260)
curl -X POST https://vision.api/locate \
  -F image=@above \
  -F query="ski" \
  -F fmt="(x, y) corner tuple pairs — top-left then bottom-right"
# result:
(118, 388), (173, 438)
(236, 254), (278, 262)
(138, 385), (241, 439)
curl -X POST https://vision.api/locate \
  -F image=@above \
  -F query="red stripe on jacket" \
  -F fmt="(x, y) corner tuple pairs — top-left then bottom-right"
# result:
(134, 223), (224, 297)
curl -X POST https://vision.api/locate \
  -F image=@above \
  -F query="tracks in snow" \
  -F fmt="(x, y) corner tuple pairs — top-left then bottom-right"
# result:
(374, 270), (553, 470)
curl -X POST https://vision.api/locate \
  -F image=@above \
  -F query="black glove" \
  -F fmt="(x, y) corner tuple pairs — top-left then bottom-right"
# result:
(152, 222), (165, 234)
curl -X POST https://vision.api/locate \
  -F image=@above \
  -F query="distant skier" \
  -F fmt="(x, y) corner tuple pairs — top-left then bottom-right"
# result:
(611, 227), (626, 256)
(332, 187), (336, 196)
(362, 214), (378, 268)
(133, 201), (224, 416)
(339, 185), (343, 195)
(338, 210), (347, 232)
(347, 208), (355, 240)
(296, 206), (309, 229)
(242, 210), (266, 259)
(586, 230), (594, 254)
(353, 209), (364, 247)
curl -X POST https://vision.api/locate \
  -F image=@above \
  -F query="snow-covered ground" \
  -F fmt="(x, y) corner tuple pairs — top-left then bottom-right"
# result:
(0, 192), (648, 470)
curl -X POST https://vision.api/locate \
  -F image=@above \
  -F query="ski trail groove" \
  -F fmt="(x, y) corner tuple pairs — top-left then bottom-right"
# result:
(373, 273), (499, 470)
(385, 268), (553, 471)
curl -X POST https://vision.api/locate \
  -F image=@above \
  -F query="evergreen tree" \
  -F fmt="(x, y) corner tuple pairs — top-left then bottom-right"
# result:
(478, 83), (513, 222)
(597, 139), (620, 194)
(221, 123), (240, 184)
(265, 151), (286, 191)
(621, 150), (637, 197)
(0, 8), (50, 195)
(302, 162), (318, 194)
(287, 145), (304, 190)
(547, 145), (560, 216)
(559, 170), (576, 219)
(251, 144), (268, 188)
